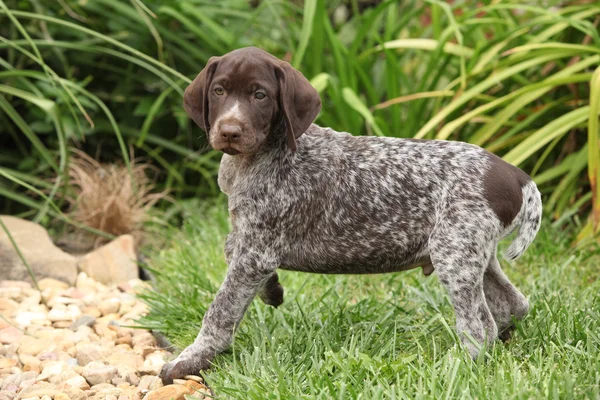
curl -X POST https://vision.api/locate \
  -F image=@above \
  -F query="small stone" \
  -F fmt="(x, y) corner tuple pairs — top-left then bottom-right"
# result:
(81, 307), (101, 319)
(77, 235), (138, 285)
(54, 394), (71, 400)
(0, 287), (22, 300)
(70, 316), (96, 331)
(48, 305), (81, 322)
(184, 380), (210, 396)
(97, 299), (120, 316)
(82, 361), (117, 386)
(17, 336), (53, 356)
(57, 374), (90, 391)
(75, 344), (107, 366)
(115, 335), (132, 346)
(17, 381), (58, 398)
(183, 375), (203, 383)
(15, 311), (47, 327)
(37, 351), (59, 362)
(63, 387), (88, 400)
(131, 333), (155, 349)
(142, 385), (188, 400)
(41, 395), (52, 400)
(0, 327), (23, 344)
(0, 281), (31, 289)
(139, 352), (165, 376)
(135, 346), (156, 359)
(137, 375), (162, 392)
(75, 273), (97, 293)
(38, 278), (69, 291)
(106, 351), (143, 370)
(89, 383), (122, 398)
(0, 356), (17, 369)
(0, 298), (19, 314)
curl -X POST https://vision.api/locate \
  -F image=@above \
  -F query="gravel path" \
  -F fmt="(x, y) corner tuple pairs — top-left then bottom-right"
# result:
(0, 274), (210, 400)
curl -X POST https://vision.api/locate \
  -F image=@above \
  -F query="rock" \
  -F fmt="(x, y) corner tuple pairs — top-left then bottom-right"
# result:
(0, 287), (22, 300)
(184, 380), (210, 396)
(89, 383), (122, 398)
(37, 351), (59, 363)
(54, 394), (71, 400)
(37, 361), (78, 385)
(0, 216), (78, 285)
(131, 333), (155, 349)
(139, 352), (165, 376)
(0, 298), (19, 315)
(106, 351), (143, 370)
(74, 273), (97, 293)
(0, 327), (23, 344)
(41, 396), (52, 400)
(137, 375), (162, 392)
(19, 354), (41, 369)
(81, 307), (101, 319)
(115, 335), (132, 346)
(112, 365), (139, 387)
(183, 375), (203, 383)
(57, 374), (90, 391)
(82, 361), (117, 386)
(75, 344), (107, 367)
(97, 299), (120, 316)
(48, 305), (81, 323)
(0, 358), (17, 369)
(70, 316), (96, 331)
(0, 281), (31, 289)
(16, 336), (53, 356)
(77, 235), (138, 285)
(38, 278), (69, 291)
(15, 311), (47, 327)
(142, 385), (188, 400)
(16, 381), (58, 398)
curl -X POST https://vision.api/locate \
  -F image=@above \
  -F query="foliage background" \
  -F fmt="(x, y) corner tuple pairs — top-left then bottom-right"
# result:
(0, 0), (599, 240)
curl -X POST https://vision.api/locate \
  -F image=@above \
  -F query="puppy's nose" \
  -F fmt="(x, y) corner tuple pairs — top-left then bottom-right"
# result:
(220, 123), (242, 142)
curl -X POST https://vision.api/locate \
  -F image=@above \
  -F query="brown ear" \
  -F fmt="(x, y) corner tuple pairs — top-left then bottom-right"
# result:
(183, 56), (220, 135)
(275, 62), (321, 151)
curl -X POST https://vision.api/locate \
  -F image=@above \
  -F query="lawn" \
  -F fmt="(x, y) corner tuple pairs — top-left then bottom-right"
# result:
(139, 201), (600, 400)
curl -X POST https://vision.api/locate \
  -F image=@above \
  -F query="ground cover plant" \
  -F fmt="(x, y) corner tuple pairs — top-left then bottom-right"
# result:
(138, 201), (600, 399)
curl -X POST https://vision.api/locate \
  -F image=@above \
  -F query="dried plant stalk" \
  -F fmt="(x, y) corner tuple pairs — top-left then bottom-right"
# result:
(65, 149), (168, 247)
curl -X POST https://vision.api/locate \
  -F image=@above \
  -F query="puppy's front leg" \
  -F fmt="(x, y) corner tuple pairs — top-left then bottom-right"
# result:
(160, 246), (278, 383)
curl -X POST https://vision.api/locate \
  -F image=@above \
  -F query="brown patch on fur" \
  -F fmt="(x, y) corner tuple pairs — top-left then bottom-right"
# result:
(483, 153), (531, 227)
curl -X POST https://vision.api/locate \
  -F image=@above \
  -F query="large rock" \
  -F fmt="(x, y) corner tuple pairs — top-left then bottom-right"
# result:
(77, 235), (138, 285)
(0, 216), (78, 285)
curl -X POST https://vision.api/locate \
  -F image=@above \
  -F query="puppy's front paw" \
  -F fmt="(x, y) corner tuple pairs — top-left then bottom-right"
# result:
(159, 352), (212, 384)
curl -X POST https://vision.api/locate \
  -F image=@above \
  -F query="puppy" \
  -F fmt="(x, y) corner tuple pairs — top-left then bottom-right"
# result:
(160, 47), (541, 383)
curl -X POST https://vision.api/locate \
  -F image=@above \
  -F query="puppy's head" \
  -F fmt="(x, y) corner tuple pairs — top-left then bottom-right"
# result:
(184, 47), (321, 155)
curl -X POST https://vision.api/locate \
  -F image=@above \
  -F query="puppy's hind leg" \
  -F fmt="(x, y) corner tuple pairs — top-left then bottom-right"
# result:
(483, 251), (529, 341)
(429, 229), (498, 358)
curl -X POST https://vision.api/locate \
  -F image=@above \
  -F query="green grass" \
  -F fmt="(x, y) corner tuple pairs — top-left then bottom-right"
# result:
(138, 201), (600, 399)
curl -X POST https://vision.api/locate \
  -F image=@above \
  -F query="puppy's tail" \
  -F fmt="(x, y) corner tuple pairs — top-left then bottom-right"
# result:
(504, 180), (542, 261)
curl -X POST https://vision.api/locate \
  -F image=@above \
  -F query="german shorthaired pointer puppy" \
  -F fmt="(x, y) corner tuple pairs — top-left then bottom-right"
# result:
(160, 47), (542, 383)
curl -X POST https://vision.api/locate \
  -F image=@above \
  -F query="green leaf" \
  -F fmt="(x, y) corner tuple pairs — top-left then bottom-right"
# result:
(342, 88), (383, 136)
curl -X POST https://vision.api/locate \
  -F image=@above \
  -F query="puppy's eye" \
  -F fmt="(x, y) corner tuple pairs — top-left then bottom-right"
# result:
(214, 87), (224, 95)
(254, 91), (266, 100)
